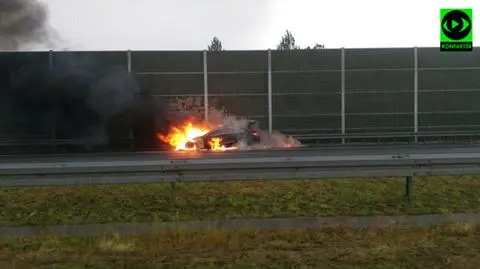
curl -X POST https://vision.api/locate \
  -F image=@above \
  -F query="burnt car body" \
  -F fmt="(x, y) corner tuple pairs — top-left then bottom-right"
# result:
(185, 120), (261, 150)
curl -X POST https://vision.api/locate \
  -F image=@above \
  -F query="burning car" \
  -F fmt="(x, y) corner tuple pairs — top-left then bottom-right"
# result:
(158, 114), (300, 152)
(185, 120), (261, 150)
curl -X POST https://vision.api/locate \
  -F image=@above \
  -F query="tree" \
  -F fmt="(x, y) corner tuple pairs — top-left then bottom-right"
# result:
(306, 43), (325, 50)
(208, 37), (223, 51)
(276, 30), (300, 50)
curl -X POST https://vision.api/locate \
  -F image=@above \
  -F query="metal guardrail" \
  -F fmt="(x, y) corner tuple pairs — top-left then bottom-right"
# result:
(2, 149), (480, 188)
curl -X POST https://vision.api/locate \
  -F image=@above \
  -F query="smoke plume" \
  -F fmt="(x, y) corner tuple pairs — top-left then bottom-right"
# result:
(0, 1), (163, 152)
(207, 107), (302, 149)
(3, 54), (141, 149)
(0, 0), (51, 50)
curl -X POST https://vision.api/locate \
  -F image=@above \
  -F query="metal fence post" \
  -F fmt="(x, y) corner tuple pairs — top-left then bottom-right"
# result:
(48, 50), (54, 67)
(268, 49), (273, 133)
(127, 50), (133, 149)
(48, 50), (56, 151)
(127, 49), (132, 73)
(341, 47), (346, 144)
(203, 50), (209, 124)
(413, 47), (418, 143)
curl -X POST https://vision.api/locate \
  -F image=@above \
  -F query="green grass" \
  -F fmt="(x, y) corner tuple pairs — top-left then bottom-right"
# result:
(1, 176), (480, 227)
(1, 223), (480, 268)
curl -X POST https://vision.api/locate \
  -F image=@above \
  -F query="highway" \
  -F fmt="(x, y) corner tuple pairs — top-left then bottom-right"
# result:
(2, 143), (480, 188)
(2, 143), (480, 236)
(2, 143), (480, 164)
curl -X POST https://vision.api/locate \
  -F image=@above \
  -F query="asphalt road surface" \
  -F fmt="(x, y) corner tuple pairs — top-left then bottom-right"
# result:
(2, 143), (480, 164)
(2, 213), (480, 237)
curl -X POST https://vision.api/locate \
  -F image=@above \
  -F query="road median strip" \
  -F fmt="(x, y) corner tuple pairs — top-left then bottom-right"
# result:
(2, 213), (480, 237)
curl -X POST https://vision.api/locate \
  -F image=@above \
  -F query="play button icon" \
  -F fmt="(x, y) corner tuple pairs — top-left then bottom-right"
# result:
(441, 10), (472, 40)
(451, 20), (459, 29)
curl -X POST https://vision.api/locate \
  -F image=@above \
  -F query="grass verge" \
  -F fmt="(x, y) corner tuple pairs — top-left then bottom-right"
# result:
(1, 223), (480, 268)
(1, 176), (480, 227)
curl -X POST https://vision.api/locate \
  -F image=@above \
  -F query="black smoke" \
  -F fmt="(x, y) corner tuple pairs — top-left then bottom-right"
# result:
(0, 52), (171, 152)
(0, 0), (169, 152)
(0, 54), (141, 150)
(0, 0), (50, 50)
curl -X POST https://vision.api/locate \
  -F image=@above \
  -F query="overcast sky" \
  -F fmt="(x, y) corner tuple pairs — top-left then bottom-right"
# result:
(41, 0), (479, 50)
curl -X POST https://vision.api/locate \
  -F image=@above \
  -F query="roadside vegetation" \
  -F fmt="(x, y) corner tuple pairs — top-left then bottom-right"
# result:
(1, 223), (479, 268)
(2, 176), (480, 226)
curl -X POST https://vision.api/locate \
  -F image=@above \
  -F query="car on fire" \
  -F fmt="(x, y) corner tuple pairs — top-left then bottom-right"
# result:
(185, 120), (261, 150)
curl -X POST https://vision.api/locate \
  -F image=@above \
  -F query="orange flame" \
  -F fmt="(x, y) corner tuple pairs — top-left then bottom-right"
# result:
(157, 121), (210, 151)
(208, 137), (226, 151)
(158, 118), (300, 151)
(157, 120), (239, 152)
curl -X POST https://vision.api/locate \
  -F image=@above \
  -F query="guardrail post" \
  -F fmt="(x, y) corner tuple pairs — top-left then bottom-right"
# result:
(405, 176), (413, 203)
(413, 47), (418, 143)
(127, 49), (134, 150)
(341, 47), (346, 144)
(268, 49), (273, 133)
(203, 50), (209, 124)
(170, 182), (177, 202)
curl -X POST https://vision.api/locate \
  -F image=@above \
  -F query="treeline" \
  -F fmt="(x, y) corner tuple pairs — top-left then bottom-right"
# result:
(207, 30), (324, 51)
